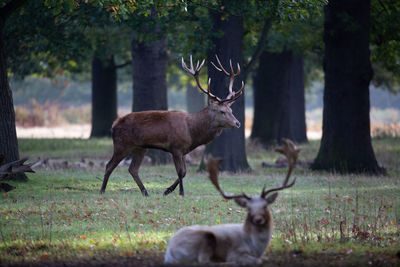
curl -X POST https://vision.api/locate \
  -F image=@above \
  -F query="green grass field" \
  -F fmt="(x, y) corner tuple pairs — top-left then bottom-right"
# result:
(1, 138), (399, 266)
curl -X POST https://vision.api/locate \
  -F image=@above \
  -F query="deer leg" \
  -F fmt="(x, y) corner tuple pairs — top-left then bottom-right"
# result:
(164, 154), (186, 196)
(128, 148), (148, 197)
(164, 179), (179, 196)
(197, 232), (216, 263)
(100, 149), (129, 194)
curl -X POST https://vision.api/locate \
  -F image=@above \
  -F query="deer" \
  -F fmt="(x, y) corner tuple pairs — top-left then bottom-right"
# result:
(100, 55), (244, 196)
(164, 138), (300, 265)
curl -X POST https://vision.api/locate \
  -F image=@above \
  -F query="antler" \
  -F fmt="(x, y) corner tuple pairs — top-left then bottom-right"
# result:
(206, 156), (251, 200)
(261, 139), (301, 198)
(211, 55), (244, 103)
(182, 55), (223, 103)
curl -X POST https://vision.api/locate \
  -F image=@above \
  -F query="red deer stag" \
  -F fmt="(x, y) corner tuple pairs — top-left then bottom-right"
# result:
(100, 55), (244, 196)
(164, 139), (300, 264)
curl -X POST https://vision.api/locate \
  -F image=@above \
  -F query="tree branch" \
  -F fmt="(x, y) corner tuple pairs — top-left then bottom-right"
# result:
(115, 61), (131, 69)
(0, 156), (36, 181)
(242, 19), (272, 81)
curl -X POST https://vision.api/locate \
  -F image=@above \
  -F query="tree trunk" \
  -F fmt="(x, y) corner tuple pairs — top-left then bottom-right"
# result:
(186, 83), (205, 114)
(288, 53), (308, 143)
(131, 35), (170, 164)
(0, 6), (27, 181)
(311, 0), (383, 174)
(251, 50), (307, 147)
(202, 8), (250, 172)
(251, 51), (291, 146)
(90, 55), (117, 138)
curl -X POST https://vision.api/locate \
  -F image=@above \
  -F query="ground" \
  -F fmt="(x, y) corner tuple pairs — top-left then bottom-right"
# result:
(1, 138), (399, 266)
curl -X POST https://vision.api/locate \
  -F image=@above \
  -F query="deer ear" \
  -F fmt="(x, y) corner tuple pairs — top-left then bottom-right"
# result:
(226, 100), (235, 107)
(208, 97), (219, 106)
(234, 198), (249, 208)
(266, 193), (278, 204)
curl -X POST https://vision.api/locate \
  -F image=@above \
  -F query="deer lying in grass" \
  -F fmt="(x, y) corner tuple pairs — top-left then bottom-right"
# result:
(100, 55), (244, 196)
(164, 139), (300, 264)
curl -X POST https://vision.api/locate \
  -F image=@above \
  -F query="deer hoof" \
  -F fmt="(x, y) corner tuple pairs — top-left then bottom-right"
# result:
(164, 188), (173, 196)
(100, 189), (105, 194)
(142, 189), (149, 197)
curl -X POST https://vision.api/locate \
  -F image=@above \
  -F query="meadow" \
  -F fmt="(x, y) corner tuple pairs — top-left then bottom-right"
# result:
(1, 138), (399, 266)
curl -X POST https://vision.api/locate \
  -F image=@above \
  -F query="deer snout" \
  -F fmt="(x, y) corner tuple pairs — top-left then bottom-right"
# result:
(235, 121), (241, 128)
(253, 215), (266, 225)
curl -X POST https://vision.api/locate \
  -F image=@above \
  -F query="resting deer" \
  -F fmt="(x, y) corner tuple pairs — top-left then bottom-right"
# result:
(164, 139), (300, 264)
(100, 55), (244, 196)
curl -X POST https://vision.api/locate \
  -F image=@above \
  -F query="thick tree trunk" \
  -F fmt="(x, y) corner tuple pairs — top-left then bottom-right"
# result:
(288, 53), (308, 143)
(311, 0), (383, 174)
(186, 84), (205, 114)
(251, 51), (290, 146)
(0, 14), (26, 181)
(90, 55), (117, 138)
(202, 8), (250, 172)
(251, 50), (307, 147)
(131, 35), (170, 164)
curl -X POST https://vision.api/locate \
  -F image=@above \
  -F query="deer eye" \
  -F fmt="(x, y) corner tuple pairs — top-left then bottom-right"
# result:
(220, 111), (225, 115)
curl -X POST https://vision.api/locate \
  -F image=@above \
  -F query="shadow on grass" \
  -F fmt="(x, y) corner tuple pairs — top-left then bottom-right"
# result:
(2, 247), (399, 266)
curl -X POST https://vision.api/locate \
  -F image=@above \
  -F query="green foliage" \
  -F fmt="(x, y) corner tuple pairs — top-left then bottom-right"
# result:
(5, 0), (134, 78)
(370, 0), (400, 92)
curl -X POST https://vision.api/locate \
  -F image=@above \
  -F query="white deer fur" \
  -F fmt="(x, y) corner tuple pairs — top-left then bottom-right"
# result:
(164, 194), (278, 264)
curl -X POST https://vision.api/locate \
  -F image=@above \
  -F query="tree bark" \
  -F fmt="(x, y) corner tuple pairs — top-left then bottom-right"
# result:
(288, 53), (308, 143)
(186, 83), (205, 114)
(90, 55), (117, 138)
(251, 51), (290, 146)
(251, 50), (307, 147)
(0, 0), (28, 181)
(311, 0), (383, 174)
(131, 34), (170, 164)
(202, 8), (250, 172)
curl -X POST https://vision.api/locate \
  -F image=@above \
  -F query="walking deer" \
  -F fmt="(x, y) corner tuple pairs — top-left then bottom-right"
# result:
(164, 139), (300, 264)
(100, 55), (244, 196)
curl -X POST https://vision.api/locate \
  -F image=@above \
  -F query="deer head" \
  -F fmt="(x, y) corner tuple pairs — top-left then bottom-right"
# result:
(182, 55), (244, 129)
(206, 139), (300, 227)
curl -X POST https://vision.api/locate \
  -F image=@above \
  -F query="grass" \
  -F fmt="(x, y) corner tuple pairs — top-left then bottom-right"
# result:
(1, 138), (400, 266)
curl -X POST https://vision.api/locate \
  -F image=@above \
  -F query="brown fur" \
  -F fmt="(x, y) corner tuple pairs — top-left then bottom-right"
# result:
(100, 101), (240, 196)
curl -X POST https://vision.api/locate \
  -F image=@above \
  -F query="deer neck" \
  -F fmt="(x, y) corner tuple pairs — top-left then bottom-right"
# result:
(242, 212), (273, 256)
(187, 107), (223, 149)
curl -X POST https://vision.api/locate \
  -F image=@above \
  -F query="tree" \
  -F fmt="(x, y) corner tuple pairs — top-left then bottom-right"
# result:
(370, 0), (400, 93)
(251, 50), (307, 146)
(0, 0), (138, 183)
(131, 13), (170, 164)
(203, 2), (250, 172)
(90, 55), (118, 137)
(85, 7), (131, 138)
(250, 2), (325, 147)
(6, 1), (132, 138)
(0, 0), (28, 181)
(311, 0), (384, 174)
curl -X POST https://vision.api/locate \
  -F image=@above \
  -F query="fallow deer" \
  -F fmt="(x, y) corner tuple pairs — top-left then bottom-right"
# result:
(100, 55), (244, 196)
(164, 139), (300, 264)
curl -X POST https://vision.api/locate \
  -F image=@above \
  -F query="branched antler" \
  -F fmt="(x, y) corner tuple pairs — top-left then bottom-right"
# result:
(211, 55), (244, 103)
(206, 156), (250, 200)
(182, 55), (244, 104)
(261, 139), (301, 198)
(182, 55), (222, 103)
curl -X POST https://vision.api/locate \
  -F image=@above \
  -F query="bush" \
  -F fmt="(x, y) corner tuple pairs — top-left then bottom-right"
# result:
(15, 99), (91, 127)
